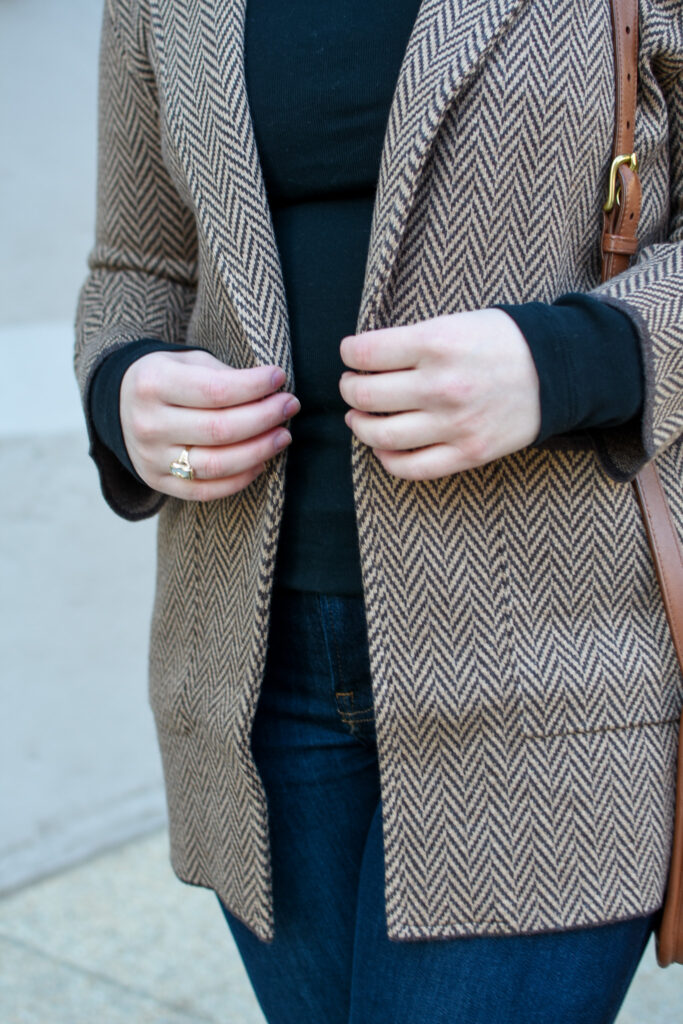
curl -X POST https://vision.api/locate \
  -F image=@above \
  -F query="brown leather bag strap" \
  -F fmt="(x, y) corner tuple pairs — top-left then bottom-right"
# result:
(601, 0), (641, 281)
(633, 463), (683, 665)
(610, 0), (638, 156)
(602, 0), (683, 969)
(600, 0), (683, 667)
(637, 453), (683, 969)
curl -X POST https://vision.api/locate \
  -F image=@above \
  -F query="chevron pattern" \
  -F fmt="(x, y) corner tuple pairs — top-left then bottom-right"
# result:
(74, 0), (683, 942)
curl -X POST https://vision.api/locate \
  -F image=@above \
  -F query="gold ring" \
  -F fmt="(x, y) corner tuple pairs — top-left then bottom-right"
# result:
(169, 447), (195, 480)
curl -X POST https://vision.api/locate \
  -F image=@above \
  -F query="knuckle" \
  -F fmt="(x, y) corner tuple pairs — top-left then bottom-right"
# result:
(129, 409), (155, 442)
(354, 380), (374, 410)
(424, 329), (449, 359)
(132, 365), (159, 403)
(434, 373), (469, 405)
(208, 414), (231, 445)
(202, 373), (228, 406)
(377, 420), (399, 450)
(459, 433), (489, 465)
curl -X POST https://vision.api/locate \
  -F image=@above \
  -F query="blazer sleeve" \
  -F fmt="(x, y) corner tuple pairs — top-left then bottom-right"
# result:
(74, 0), (198, 520)
(587, 6), (683, 482)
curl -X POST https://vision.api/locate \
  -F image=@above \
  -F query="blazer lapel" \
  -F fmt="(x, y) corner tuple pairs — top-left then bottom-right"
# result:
(151, 0), (292, 372)
(358, 0), (530, 332)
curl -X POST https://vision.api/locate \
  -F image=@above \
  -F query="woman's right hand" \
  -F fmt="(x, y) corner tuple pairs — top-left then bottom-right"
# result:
(120, 348), (300, 500)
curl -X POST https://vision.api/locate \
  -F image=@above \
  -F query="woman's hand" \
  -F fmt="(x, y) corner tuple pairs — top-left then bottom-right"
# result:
(120, 348), (300, 500)
(338, 308), (541, 481)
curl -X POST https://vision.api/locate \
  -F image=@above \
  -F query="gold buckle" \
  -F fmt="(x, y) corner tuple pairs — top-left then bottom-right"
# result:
(603, 153), (638, 213)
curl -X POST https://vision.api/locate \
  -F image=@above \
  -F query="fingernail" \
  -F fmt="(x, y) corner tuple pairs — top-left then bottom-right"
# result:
(271, 368), (286, 388)
(283, 397), (301, 416)
(275, 429), (292, 450)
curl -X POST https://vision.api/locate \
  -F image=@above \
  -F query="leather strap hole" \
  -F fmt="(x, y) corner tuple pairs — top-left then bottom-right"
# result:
(625, 24), (631, 34)
(630, 212), (634, 220)
(626, 120), (631, 129)
(627, 73), (631, 81)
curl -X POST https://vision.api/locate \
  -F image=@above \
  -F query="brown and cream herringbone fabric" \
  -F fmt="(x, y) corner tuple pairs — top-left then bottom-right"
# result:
(75, 0), (683, 942)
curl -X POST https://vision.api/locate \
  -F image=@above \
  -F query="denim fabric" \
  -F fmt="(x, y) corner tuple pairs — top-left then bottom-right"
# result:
(217, 584), (657, 1024)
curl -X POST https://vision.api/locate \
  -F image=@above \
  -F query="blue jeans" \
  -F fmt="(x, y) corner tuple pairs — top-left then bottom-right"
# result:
(217, 585), (657, 1024)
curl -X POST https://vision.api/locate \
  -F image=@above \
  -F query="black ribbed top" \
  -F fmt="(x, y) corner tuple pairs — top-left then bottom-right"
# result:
(244, 0), (424, 593)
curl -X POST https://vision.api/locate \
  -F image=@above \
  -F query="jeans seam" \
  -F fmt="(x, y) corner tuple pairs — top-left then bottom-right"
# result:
(321, 595), (376, 739)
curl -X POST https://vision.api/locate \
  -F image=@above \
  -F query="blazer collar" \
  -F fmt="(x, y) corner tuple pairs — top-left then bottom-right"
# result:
(151, 0), (529, 365)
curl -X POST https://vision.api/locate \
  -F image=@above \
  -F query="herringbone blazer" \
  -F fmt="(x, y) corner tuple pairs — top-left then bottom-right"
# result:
(75, 0), (683, 942)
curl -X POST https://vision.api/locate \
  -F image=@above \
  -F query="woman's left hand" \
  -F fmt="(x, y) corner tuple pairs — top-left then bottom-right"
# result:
(338, 308), (541, 481)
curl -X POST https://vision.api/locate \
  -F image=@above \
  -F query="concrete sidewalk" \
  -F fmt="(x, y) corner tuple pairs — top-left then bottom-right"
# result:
(0, 827), (681, 1024)
(0, 830), (265, 1024)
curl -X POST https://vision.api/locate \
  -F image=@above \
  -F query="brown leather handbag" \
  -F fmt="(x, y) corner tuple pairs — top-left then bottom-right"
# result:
(603, 0), (683, 969)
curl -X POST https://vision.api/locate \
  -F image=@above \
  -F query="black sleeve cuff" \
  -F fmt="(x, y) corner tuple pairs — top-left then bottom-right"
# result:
(496, 292), (644, 445)
(88, 339), (206, 482)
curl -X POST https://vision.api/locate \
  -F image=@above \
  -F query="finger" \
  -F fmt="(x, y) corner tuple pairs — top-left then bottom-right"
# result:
(153, 390), (300, 447)
(344, 408), (447, 452)
(160, 462), (268, 502)
(164, 426), (292, 481)
(372, 443), (477, 481)
(339, 320), (437, 372)
(142, 352), (288, 409)
(338, 368), (425, 413)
